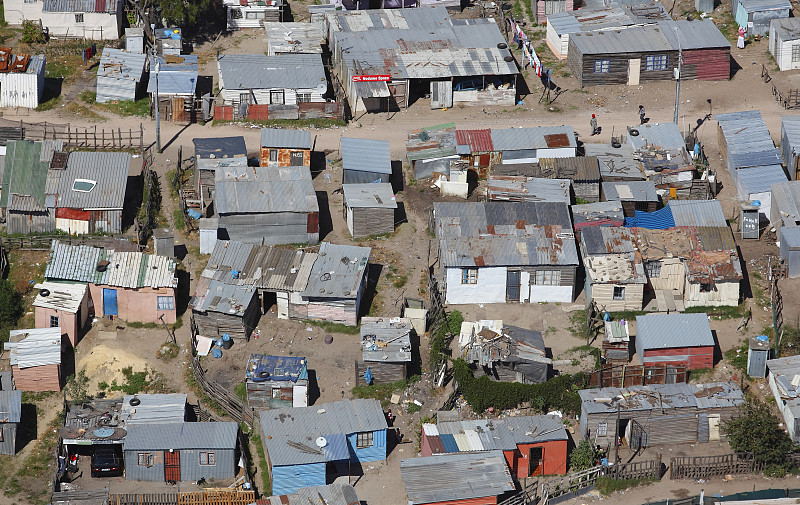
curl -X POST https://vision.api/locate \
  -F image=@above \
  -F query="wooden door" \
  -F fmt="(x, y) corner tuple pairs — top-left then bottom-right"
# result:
(627, 59), (641, 86)
(164, 450), (180, 482)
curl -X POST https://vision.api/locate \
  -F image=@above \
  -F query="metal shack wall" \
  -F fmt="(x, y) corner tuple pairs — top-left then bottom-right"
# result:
(124, 448), (236, 481)
(0, 71), (43, 108)
(0, 422), (16, 455)
(351, 207), (394, 238)
(343, 169), (390, 184)
(219, 213), (319, 246)
(347, 428), (387, 463)
(271, 462), (326, 495)
(7, 210), (55, 234)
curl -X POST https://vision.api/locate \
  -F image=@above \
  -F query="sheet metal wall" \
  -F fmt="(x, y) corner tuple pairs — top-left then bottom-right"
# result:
(12, 363), (60, 392)
(683, 279), (739, 308)
(7, 210), (55, 234)
(220, 87), (323, 107)
(218, 213), (320, 246)
(271, 462), (326, 495)
(343, 169), (391, 184)
(123, 448), (236, 481)
(193, 293), (260, 339)
(348, 207), (394, 238)
(0, 66), (44, 108)
(355, 361), (406, 385)
(347, 428), (387, 463)
(587, 281), (644, 311)
(0, 423), (16, 455)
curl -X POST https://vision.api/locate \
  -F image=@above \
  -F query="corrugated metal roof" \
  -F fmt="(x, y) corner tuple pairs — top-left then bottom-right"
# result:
(0, 140), (51, 209)
(636, 312), (714, 350)
(695, 226), (736, 252)
(193, 137), (247, 159)
(192, 278), (256, 315)
(264, 22), (325, 54)
(490, 126), (577, 151)
(581, 226), (637, 255)
(406, 123), (457, 162)
(343, 183), (397, 209)
(259, 484), (360, 505)
(739, 0), (791, 11)
(538, 156), (601, 181)
(56, 152), (130, 209)
(261, 128), (313, 149)
(440, 227), (579, 267)
(120, 393), (187, 424)
(548, 2), (669, 36)
(401, 451), (515, 504)
(772, 18), (800, 41)
(734, 165), (788, 195)
(147, 55), (198, 95)
(361, 317), (412, 362)
(585, 143), (645, 180)
(5, 328), (62, 368)
(659, 20), (731, 49)
(434, 201), (573, 237)
(218, 54), (327, 91)
(246, 355), (308, 382)
(33, 282), (87, 313)
(258, 399), (387, 466)
(668, 200), (727, 227)
(628, 122), (686, 152)
(717, 110), (783, 169)
(97, 48), (146, 82)
(0, 390), (21, 423)
(341, 138), (392, 175)
(570, 24), (673, 54)
(123, 422), (237, 451)
(215, 165), (318, 215)
(580, 381), (744, 414)
(488, 176), (572, 203)
(434, 415), (567, 449)
(42, 0), (120, 13)
(302, 242), (370, 299)
(45, 241), (177, 289)
(602, 180), (658, 201)
(571, 201), (625, 229)
(456, 129), (493, 152)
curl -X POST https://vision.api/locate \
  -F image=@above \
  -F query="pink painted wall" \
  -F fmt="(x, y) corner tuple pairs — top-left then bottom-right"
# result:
(35, 308), (78, 347)
(87, 284), (177, 324)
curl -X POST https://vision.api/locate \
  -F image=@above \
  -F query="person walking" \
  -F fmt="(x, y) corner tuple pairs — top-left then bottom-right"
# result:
(590, 114), (599, 136)
(737, 26), (746, 49)
(639, 105), (646, 125)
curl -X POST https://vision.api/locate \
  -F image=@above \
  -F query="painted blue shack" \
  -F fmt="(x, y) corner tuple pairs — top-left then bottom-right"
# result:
(734, 0), (790, 36)
(245, 354), (309, 409)
(259, 398), (388, 495)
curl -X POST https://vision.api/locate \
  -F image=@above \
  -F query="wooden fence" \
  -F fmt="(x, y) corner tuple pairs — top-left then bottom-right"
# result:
(190, 357), (251, 428)
(213, 101), (344, 122)
(670, 452), (762, 480)
(540, 459), (663, 505)
(0, 118), (144, 150)
(109, 491), (256, 505)
(0, 235), (140, 252)
(589, 364), (689, 388)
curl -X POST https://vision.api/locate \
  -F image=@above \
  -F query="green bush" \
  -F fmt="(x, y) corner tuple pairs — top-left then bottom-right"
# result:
(21, 20), (45, 44)
(724, 399), (793, 470)
(235, 382), (247, 402)
(569, 440), (595, 472)
(595, 476), (656, 496)
(0, 279), (23, 345)
(447, 310), (463, 334)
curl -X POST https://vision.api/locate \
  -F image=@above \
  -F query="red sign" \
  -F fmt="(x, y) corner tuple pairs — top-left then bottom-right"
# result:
(352, 75), (391, 82)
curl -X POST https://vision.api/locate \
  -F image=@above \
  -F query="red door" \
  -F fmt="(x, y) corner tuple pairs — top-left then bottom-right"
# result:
(164, 451), (180, 482)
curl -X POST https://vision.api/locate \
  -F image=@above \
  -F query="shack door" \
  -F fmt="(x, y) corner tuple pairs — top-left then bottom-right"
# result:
(529, 447), (544, 476)
(627, 59), (641, 86)
(293, 385), (308, 407)
(708, 414), (721, 441)
(506, 270), (521, 302)
(290, 151), (304, 166)
(430, 80), (453, 110)
(164, 451), (180, 482)
(102, 288), (118, 316)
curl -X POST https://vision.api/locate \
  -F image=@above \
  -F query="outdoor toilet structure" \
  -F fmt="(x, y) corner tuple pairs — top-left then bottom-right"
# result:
(748, 335), (771, 378)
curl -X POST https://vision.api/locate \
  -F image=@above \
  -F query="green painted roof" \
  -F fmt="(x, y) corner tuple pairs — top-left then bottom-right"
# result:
(0, 141), (49, 208)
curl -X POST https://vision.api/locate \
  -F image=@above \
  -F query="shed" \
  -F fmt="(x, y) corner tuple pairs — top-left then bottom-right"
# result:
(215, 165), (319, 246)
(260, 128), (313, 167)
(730, 165), (788, 224)
(225, 0), (284, 30)
(487, 176), (573, 203)
(779, 226), (800, 278)
(198, 218), (219, 255)
(0, 51), (45, 108)
(401, 451), (515, 505)
(603, 320), (630, 364)
(584, 143), (645, 182)
(192, 136), (247, 207)
(96, 48), (147, 103)
(299, 243), (371, 326)
(767, 354), (800, 441)
(669, 199), (728, 227)
(154, 27), (182, 56)
(356, 317), (413, 385)
(406, 123), (457, 179)
(489, 126), (578, 165)
(683, 226), (742, 308)
(0, 389), (21, 455)
(748, 335), (771, 378)
(5, 0), (124, 40)
(264, 22), (324, 55)
(125, 27), (144, 53)
(601, 181), (658, 216)
(341, 138), (392, 184)
(770, 19), (800, 71)
(781, 115), (800, 179)
(0, 140), (62, 234)
(190, 279), (259, 340)
(579, 382), (745, 447)
(489, 157), (600, 202)
(342, 183), (397, 238)
(217, 54), (327, 107)
(123, 422), (239, 482)
(244, 354), (308, 409)
(635, 313), (715, 370)
(459, 321), (551, 384)
(260, 484), (361, 505)
(580, 226), (646, 311)
(735, 0), (790, 36)
(770, 180), (800, 240)
(54, 151), (132, 235)
(147, 54), (199, 122)
(33, 281), (89, 347)
(571, 201), (625, 237)
(258, 399), (388, 495)
(4, 327), (62, 392)
(45, 241), (178, 325)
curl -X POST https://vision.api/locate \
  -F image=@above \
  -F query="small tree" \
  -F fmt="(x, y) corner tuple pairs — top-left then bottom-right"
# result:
(0, 279), (23, 344)
(569, 440), (596, 472)
(20, 20), (46, 44)
(64, 370), (90, 403)
(724, 400), (792, 471)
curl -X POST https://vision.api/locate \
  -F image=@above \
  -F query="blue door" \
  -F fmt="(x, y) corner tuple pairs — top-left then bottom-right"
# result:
(103, 288), (118, 316)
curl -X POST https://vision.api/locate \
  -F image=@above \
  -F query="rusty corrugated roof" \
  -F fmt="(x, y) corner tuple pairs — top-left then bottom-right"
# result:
(456, 129), (493, 152)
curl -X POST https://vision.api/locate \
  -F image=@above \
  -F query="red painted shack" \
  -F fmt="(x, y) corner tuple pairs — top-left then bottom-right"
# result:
(635, 313), (715, 370)
(420, 415), (568, 477)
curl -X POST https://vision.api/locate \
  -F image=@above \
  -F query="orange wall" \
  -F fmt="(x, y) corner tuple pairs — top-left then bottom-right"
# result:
(504, 440), (567, 478)
(12, 363), (61, 392)
(87, 284), (177, 324)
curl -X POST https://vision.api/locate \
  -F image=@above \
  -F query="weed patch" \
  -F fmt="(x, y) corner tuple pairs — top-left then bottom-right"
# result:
(304, 319), (360, 335)
(595, 476), (657, 496)
(352, 379), (408, 408)
(97, 98), (150, 117)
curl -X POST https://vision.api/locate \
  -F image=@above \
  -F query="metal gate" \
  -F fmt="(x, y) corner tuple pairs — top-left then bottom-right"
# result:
(164, 451), (180, 482)
(506, 270), (521, 302)
(430, 80), (453, 109)
(629, 419), (648, 451)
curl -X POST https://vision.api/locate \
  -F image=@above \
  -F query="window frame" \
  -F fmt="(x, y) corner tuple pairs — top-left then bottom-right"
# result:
(49, 315), (59, 328)
(199, 451), (217, 466)
(597, 422), (607, 436)
(793, 44), (800, 63)
(137, 452), (154, 466)
(157, 296), (175, 311)
(296, 92), (312, 103)
(270, 90), (285, 105)
(613, 286), (625, 300)
(269, 149), (278, 162)
(593, 59), (610, 73)
(644, 54), (669, 71)
(75, 13), (84, 23)
(645, 261), (661, 278)
(700, 283), (714, 293)
(534, 270), (561, 286)
(461, 268), (478, 285)
(356, 431), (373, 449)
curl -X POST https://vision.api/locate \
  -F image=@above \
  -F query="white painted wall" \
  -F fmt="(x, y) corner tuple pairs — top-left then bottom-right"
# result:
(4, 1), (122, 40)
(529, 285), (573, 303)
(55, 218), (88, 235)
(546, 22), (569, 58)
(684, 280), (740, 308)
(771, 24), (800, 71)
(220, 87), (325, 106)
(445, 266), (507, 304)
(769, 371), (800, 441)
(0, 68), (44, 108)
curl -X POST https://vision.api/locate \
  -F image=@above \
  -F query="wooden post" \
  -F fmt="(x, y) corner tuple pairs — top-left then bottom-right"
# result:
(118, 128), (122, 149)
(67, 124), (71, 146)
(93, 125), (97, 148)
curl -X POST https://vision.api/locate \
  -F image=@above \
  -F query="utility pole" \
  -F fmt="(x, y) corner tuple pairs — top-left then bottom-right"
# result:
(615, 403), (620, 465)
(152, 24), (161, 153)
(673, 26), (682, 125)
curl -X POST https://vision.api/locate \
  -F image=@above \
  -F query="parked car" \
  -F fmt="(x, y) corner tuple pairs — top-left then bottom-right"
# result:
(91, 446), (123, 477)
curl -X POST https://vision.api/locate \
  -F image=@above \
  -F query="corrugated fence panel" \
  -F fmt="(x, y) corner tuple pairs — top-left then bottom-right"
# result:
(248, 104), (269, 121)
(268, 104), (299, 120)
(355, 361), (406, 385)
(214, 105), (234, 121)
(352, 208), (394, 238)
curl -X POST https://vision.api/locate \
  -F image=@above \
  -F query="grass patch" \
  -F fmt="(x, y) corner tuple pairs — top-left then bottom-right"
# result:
(685, 304), (743, 319)
(97, 97), (150, 117)
(156, 341), (180, 361)
(352, 379), (408, 408)
(173, 208), (186, 231)
(406, 403), (421, 414)
(78, 90), (96, 103)
(250, 433), (271, 495)
(724, 341), (748, 374)
(385, 266), (408, 288)
(595, 476), (657, 496)
(304, 319), (360, 335)
(64, 101), (105, 121)
(689, 367), (713, 382)
(35, 95), (61, 112)
(235, 382), (247, 402)
(45, 61), (75, 80)
(213, 118), (347, 129)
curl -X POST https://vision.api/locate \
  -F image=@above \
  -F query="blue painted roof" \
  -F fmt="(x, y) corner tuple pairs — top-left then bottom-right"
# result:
(440, 433), (459, 453)
(246, 355), (308, 383)
(624, 206), (675, 229)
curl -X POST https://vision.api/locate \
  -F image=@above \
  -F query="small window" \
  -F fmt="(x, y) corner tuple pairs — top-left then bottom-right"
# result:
(199, 451), (216, 465)
(700, 283), (714, 292)
(75, 13), (84, 23)
(793, 44), (800, 63)
(231, 8), (243, 19)
(634, 201), (651, 212)
(72, 179), (96, 192)
(239, 93), (251, 105)
(461, 268), (478, 285)
(534, 270), (561, 286)
(296, 93), (312, 103)
(272, 388), (281, 399)
(613, 286), (625, 300)
(49, 315), (59, 328)
(593, 60), (610, 73)
(270, 90), (285, 105)
(137, 452), (154, 466)
(356, 432), (373, 449)
(157, 296), (175, 311)
(597, 422), (607, 436)
(645, 261), (661, 278)
(645, 54), (668, 71)
(269, 149), (278, 162)
(246, 11), (259, 19)
(0, 429), (3, 442)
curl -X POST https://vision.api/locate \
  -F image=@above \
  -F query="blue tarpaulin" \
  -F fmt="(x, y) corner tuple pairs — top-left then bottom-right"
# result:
(624, 206), (675, 229)
(363, 367), (374, 384)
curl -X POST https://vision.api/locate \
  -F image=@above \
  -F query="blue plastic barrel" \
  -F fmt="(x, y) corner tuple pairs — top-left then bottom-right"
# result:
(211, 348), (222, 358)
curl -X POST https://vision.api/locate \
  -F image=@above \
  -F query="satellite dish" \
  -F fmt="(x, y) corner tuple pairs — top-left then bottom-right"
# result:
(316, 436), (328, 448)
(316, 82), (328, 93)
